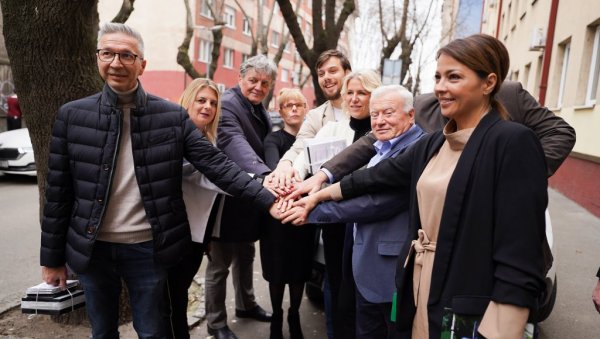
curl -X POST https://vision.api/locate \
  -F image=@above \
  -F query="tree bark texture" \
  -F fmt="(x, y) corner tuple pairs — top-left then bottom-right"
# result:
(0, 0), (103, 215)
(276, 0), (355, 105)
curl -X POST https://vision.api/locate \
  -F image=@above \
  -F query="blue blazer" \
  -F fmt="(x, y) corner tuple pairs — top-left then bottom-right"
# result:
(308, 125), (424, 303)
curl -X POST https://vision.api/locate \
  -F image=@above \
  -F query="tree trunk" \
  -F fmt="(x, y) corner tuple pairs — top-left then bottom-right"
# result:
(1, 0), (136, 325)
(0, 0), (103, 216)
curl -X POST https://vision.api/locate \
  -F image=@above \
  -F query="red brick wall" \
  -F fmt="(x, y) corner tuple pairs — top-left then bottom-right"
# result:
(550, 156), (600, 218)
(139, 70), (189, 103)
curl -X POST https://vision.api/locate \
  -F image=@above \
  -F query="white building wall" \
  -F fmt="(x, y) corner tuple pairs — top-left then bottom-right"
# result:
(481, 0), (600, 158)
(98, 1), (186, 71)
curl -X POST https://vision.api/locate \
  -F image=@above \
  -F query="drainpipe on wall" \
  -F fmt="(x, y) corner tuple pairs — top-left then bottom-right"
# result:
(480, 0), (486, 33)
(495, 0), (504, 38)
(538, 0), (560, 106)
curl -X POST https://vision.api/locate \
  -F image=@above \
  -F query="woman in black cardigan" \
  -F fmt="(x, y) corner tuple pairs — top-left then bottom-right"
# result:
(282, 34), (547, 338)
(261, 88), (314, 339)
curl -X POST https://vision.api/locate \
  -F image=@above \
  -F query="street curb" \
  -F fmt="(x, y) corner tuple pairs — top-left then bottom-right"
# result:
(0, 301), (21, 317)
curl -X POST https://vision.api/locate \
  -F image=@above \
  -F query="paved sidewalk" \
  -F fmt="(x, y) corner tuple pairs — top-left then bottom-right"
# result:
(2, 186), (599, 338)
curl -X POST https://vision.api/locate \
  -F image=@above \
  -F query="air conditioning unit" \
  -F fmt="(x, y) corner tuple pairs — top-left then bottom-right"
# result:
(530, 26), (546, 51)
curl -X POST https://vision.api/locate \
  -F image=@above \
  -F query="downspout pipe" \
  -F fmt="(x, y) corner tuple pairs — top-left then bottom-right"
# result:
(539, 0), (560, 106)
(480, 0), (486, 33)
(495, 0), (504, 38)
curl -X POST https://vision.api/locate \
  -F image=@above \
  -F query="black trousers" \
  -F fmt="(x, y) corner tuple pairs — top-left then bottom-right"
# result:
(166, 241), (205, 339)
(322, 225), (356, 339)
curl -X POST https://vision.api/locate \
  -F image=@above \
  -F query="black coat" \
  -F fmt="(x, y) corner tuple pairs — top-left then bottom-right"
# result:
(340, 111), (548, 337)
(40, 84), (274, 273)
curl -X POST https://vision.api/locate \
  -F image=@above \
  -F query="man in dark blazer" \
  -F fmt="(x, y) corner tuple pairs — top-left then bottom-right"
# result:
(290, 81), (575, 195)
(204, 54), (276, 339)
(306, 85), (424, 338)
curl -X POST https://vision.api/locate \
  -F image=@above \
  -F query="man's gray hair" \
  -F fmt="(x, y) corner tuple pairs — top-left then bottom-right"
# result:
(98, 23), (145, 57)
(370, 84), (414, 112)
(240, 54), (278, 83)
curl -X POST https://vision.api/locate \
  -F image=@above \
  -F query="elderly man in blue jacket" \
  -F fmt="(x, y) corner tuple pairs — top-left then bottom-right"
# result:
(290, 85), (424, 339)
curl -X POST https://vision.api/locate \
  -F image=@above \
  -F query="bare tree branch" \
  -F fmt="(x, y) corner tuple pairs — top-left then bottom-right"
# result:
(276, 0), (355, 104)
(177, 0), (202, 79)
(111, 0), (136, 23)
(234, 0), (258, 54)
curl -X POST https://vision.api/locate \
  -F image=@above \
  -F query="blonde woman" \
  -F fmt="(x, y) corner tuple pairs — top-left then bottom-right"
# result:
(293, 69), (382, 179)
(168, 78), (224, 339)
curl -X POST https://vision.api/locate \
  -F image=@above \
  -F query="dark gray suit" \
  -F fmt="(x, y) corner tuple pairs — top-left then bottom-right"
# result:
(322, 81), (576, 179)
(205, 85), (272, 330)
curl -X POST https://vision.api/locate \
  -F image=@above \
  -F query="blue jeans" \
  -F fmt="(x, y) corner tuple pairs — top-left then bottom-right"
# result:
(78, 240), (169, 339)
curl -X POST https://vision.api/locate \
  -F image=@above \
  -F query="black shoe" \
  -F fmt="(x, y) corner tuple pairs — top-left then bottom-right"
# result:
(207, 325), (239, 339)
(235, 305), (273, 322)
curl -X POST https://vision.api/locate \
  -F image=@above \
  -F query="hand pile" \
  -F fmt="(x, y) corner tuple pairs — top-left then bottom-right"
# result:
(264, 161), (327, 225)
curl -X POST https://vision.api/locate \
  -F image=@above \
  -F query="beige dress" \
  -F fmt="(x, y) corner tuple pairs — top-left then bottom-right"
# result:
(407, 120), (529, 339)
(410, 120), (473, 338)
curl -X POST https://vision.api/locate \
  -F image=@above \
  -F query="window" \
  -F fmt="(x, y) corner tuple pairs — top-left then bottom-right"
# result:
(243, 18), (252, 35)
(586, 25), (600, 105)
(217, 83), (226, 93)
(223, 48), (234, 68)
(534, 55), (543, 99)
(281, 68), (289, 82)
(523, 63), (531, 90)
(200, 0), (213, 18)
(557, 42), (570, 107)
(242, 53), (249, 63)
(507, 3), (512, 32)
(271, 31), (280, 47)
(199, 40), (213, 63)
(284, 39), (291, 53)
(223, 6), (236, 28)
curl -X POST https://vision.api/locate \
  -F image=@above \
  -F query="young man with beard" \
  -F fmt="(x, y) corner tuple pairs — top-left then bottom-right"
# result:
(270, 49), (352, 186)
(268, 49), (355, 339)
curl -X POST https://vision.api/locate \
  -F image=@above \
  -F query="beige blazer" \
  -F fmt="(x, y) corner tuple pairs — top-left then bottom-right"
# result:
(281, 100), (343, 163)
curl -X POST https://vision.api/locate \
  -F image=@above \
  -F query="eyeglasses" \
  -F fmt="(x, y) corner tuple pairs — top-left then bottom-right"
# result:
(96, 49), (141, 65)
(369, 108), (397, 119)
(281, 102), (306, 110)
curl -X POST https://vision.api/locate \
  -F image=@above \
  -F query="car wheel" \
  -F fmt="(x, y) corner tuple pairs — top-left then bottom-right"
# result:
(536, 274), (557, 322)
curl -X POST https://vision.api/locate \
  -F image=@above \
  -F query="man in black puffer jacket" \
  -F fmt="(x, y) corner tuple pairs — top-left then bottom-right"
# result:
(40, 23), (276, 339)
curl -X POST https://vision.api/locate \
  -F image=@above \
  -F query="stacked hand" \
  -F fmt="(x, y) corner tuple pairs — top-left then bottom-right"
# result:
(266, 162), (329, 225)
(279, 195), (319, 225)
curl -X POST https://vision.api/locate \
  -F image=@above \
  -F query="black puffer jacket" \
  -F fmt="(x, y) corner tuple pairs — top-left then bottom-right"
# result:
(40, 84), (275, 273)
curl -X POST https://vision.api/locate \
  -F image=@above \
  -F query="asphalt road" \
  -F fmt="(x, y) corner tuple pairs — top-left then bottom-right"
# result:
(0, 174), (598, 338)
(0, 174), (40, 312)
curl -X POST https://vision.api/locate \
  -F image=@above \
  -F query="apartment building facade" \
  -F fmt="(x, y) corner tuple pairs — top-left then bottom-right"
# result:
(481, 0), (600, 217)
(99, 0), (318, 110)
